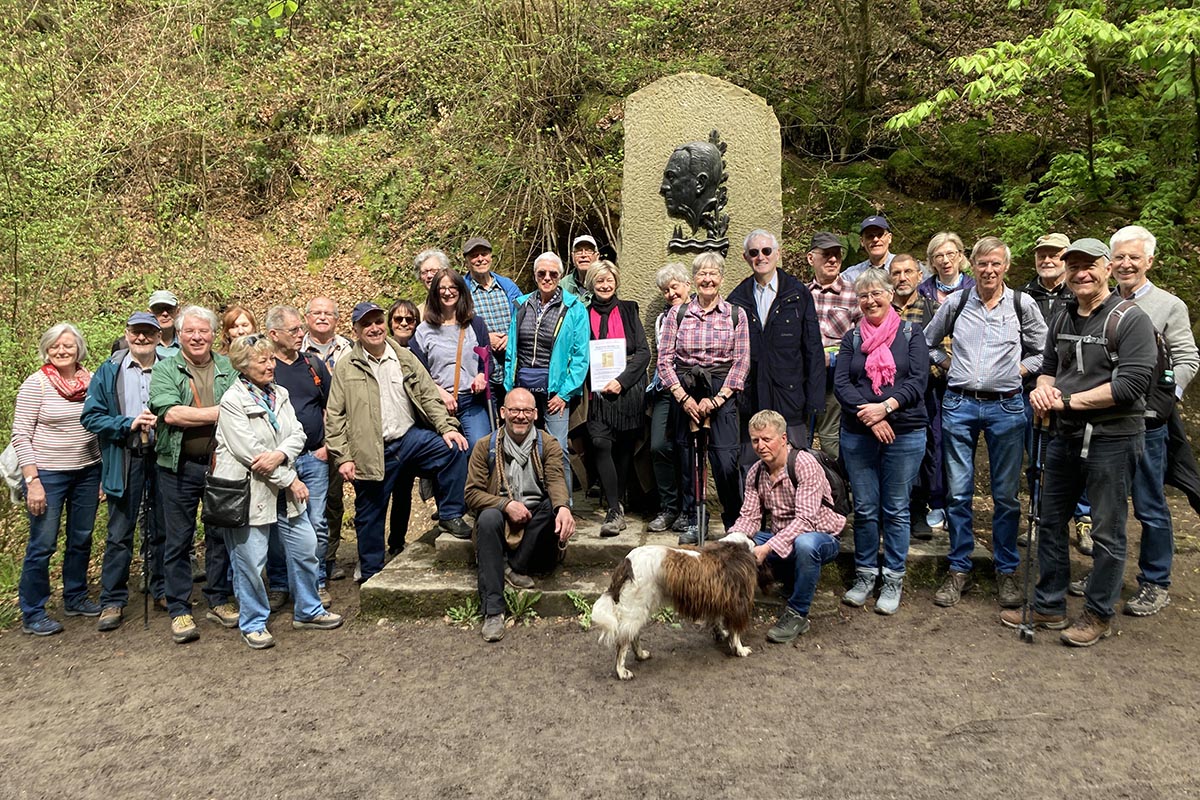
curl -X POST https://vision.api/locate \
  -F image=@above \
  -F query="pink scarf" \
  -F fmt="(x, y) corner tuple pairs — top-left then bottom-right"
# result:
(859, 307), (900, 395)
(41, 363), (91, 402)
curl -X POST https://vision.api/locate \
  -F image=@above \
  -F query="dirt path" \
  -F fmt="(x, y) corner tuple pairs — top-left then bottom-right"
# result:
(3, 542), (1200, 800)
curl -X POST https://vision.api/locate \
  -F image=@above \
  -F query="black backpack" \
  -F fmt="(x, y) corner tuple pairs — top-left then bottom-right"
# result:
(756, 446), (852, 517)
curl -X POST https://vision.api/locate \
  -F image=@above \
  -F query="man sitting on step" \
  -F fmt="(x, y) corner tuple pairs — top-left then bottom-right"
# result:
(466, 388), (575, 642)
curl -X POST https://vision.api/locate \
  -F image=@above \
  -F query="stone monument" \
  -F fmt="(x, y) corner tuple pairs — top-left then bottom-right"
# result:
(619, 73), (782, 311)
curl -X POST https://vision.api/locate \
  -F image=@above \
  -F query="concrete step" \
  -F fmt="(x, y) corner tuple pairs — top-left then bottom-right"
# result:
(360, 518), (1001, 619)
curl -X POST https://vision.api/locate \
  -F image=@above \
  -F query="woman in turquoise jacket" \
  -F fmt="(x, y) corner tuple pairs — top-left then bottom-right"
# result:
(504, 251), (590, 499)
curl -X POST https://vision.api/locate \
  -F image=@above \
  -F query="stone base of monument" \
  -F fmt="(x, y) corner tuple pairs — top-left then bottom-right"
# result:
(358, 502), (1000, 620)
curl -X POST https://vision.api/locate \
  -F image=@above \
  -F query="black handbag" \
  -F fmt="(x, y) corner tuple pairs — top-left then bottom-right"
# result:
(202, 474), (251, 528)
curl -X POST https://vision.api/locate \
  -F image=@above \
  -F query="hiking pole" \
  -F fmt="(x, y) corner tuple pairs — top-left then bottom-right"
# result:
(696, 422), (710, 547)
(1019, 414), (1050, 643)
(139, 449), (153, 630)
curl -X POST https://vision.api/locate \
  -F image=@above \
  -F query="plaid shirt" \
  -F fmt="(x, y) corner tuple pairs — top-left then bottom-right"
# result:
(470, 277), (515, 336)
(656, 297), (750, 392)
(729, 451), (846, 558)
(808, 276), (861, 349)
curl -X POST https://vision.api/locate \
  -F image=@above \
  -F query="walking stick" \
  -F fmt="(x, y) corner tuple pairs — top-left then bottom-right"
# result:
(1019, 415), (1050, 643)
(138, 448), (154, 629)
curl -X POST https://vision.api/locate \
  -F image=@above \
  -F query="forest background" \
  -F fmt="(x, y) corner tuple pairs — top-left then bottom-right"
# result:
(1, 0), (1197, 622)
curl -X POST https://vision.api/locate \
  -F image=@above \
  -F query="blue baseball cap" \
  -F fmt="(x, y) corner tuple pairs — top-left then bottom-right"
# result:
(351, 301), (385, 324)
(126, 311), (161, 329)
(859, 215), (890, 232)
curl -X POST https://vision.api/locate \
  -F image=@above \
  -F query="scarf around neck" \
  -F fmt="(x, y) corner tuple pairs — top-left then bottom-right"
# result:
(502, 430), (543, 508)
(859, 307), (901, 395)
(241, 377), (280, 430)
(41, 364), (90, 402)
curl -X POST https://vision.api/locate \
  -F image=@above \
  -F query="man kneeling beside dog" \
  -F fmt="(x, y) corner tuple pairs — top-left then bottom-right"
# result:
(589, 410), (846, 678)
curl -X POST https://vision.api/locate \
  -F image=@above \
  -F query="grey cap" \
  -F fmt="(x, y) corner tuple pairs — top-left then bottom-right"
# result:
(1063, 238), (1111, 260)
(1035, 233), (1070, 250)
(808, 231), (843, 252)
(148, 290), (179, 309)
(462, 236), (492, 255)
(127, 311), (161, 330)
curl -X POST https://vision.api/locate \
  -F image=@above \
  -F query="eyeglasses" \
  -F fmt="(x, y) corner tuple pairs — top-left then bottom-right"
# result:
(152, 307), (176, 316)
(535, 270), (561, 280)
(438, 287), (460, 295)
(128, 329), (158, 340)
(505, 408), (537, 417)
(392, 315), (416, 325)
(857, 289), (889, 300)
(273, 325), (304, 335)
(975, 259), (1006, 269)
(694, 269), (722, 278)
(746, 247), (773, 258)
(862, 231), (890, 240)
(931, 250), (962, 262)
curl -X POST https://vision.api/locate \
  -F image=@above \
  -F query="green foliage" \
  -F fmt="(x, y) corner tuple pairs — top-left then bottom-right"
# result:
(445, 594), (482, 626)
(566, 590), (592, 630)
(504, 587), (541, 625)
(652, 606), (682, 629)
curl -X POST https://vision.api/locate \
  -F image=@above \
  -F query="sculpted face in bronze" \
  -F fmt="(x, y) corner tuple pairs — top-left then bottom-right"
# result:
(660, 140), (724, 235)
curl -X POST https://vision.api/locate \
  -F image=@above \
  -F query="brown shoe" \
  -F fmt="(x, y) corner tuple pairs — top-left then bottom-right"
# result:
(934, 571), (972, 607)
(996, 572), (1023, 608)
(999, 607), (1069, 630)
(97, 606), (123, 632)
(1060, 609), (1113, 647)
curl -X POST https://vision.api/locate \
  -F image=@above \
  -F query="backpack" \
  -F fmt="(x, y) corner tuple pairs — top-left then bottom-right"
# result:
(675, 301), (742, 331)
(851, 320), (913, 352)
(945, 287), (1034, 355)
(756, 446), (852, 518)
(1051, 299), (1176, 423)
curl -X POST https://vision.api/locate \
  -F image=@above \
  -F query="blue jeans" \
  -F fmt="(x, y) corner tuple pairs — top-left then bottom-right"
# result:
(533, 391), (572, 503)
(456, 392), (493, 449)
(353, 429), (469, 582)
(267, 451), (330, 590)
(99, 455), (164, 607)
(841, 427), (926, 576)
(159, 459), (233, 617)
(753, 530), (841, 616)
(942, 392), (1026, 574)
(1035, 433), (1141, 619)
(19, 463), (101, 622)
(1133, 422), (1173, 588)
(227, 507), (325, 633)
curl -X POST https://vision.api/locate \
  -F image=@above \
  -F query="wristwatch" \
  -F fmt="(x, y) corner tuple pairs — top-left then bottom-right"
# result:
(883, 400), (894, 415)
(1062, 393), (1072, 410)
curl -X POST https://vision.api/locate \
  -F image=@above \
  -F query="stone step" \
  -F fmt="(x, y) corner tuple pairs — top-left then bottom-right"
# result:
(360, 520), (1002, 619)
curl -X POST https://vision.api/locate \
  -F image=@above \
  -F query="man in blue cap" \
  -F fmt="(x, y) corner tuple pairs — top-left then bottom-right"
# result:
(82, 311), (167, 631)
(842, 215), (896, 284)
(325, 301), (472, 583)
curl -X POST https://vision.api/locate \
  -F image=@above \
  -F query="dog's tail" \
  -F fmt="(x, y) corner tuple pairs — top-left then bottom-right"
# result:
(591, 557), (633, 648)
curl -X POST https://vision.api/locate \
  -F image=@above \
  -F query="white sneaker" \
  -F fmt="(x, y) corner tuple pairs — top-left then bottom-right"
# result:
(875, 576), (903, 615)
(926, 508), (946, 530)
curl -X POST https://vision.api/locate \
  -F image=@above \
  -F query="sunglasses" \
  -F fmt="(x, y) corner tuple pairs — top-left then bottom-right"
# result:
(746, 247), (773, 258)
(536, 270), (561, 279)
(392, 315), (416, 325)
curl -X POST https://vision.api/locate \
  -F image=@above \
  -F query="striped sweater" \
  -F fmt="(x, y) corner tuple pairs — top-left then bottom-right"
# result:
(11, 371), (101, 472)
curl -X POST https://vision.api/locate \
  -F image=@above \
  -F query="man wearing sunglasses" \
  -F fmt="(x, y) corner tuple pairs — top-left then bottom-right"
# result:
(727, 229), (825, 459)
(462, 236), (521, 412)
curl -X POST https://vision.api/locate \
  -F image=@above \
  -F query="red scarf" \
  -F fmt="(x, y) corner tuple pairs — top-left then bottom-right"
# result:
(41, 364), (91, 402)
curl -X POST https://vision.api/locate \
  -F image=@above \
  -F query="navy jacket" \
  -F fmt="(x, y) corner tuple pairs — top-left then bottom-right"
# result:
(834, 320), (930, 436)
(727, 270), (826, 424)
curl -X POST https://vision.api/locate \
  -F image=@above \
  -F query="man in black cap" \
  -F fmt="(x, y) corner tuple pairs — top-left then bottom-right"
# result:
(82, 312), (167, 631)
(727, 228), (825, 456)
(842, 215), (896, 284)
(325, 301), (472, 583)
(1007, 238), (1156, 646)
(807, 231), (861, 459)
(462, 236), (522, 413)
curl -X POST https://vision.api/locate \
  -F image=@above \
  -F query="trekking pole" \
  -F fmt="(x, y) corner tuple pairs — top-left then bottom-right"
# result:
(140, 451), (153, 630)
(697, 422), (710, 547)
(1019, 414), (1050, 643)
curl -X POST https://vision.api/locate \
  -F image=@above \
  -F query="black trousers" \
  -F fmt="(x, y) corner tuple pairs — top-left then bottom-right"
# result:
(475, 499), (558, 616)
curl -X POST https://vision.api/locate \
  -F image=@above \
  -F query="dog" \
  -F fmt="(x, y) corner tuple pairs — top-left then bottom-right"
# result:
(591, 532), (757, 680)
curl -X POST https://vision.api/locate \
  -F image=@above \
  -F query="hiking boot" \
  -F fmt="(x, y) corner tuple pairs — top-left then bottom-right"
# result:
(64, 598), (102, 617)
(206, 603), (239, 628)
(241, 629), (275, 650)
(268, 590), (289, 612)
(1060, 609), (1113, 647)
(1016, 532), (1029, 547)
(766, 608), (810, 643)
(996, 572), (1023, 609)
(504, 566), (535, 590)
(440, 517), (473, 539)
(677, 526), (699, 546)
(648, 511), (677, 533)
(910, 515), (933, 541)
(327, 561), (346, 581)
(600, 509), (626, 538)
(999, 607), (1069, 629)
(1124, 583), (1170, 617)
(934, 571), (972, 607)
(481, 614), (506, 642)
(318, 586), (333, 608)
(1074, 515), (1094, 555)
(153, 597), (169, 613)
(293, 612), (343, 630)
(171, 614), (199, 644)
(97, 606), (123, 632)
(875, 575), (903, 615)
(672, 514), (689, 533)
(22, 617), (64, 637)
(1068, 572), (1089, 597)
(842, 570), (876, 607)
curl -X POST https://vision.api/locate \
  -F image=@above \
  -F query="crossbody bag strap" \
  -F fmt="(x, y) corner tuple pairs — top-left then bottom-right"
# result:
(452, 325), (467, 396)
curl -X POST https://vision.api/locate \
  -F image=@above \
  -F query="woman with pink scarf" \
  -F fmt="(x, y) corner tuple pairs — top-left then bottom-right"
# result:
(833, 269), (929, 615)
(11, 323), (102, 636)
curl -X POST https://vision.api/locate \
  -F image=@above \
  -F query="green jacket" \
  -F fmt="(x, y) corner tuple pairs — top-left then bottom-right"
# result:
(325, 338), (461, 482)
(148, 351), (237, 471)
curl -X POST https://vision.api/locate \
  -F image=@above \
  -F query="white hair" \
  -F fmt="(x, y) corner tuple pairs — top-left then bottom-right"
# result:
(534, 251), (563, 272)
(38, 323), (88, 364)
(1110, 225), (1157, 258)
(414, 248), (450, 273)
(178, 305), (219, 333)
(743, 229), (779, 251)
